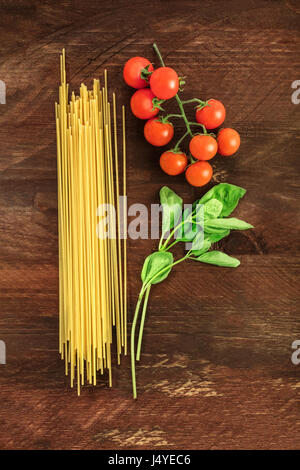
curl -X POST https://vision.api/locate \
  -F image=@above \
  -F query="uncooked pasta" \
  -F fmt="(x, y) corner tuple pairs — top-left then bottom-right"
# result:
(55, 49), (127, 394)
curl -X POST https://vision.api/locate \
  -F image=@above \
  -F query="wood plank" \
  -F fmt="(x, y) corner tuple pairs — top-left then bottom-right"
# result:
(0, 0), (299, 450)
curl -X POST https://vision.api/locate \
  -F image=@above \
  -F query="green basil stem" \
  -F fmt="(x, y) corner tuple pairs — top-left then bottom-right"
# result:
(161, 208), (205, 251)
(136, 285), (151, 361)
(163, 221), (204, 252)
(161, 220), (186, 251)
(158, 230), (165, 251)
(131, 252), (191, 398)
(136, 244), (195, 361)
(163, 239), (180, 251)
(131, 285), (146, 399)
(153, 43), (192, 136)
(161, 211), (194, 251)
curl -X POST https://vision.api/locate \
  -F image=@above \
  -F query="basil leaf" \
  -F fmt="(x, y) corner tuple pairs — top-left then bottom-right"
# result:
(203, 198), (223, 219)
(191, 229), (205, 251)
(205, 229), (230, 243)
(175, 207), (197, 242)
(192, 238), (211, 257)
(198, 183), (246, 217)
(160, 186), (183, 236)
(204, 224), (229, 234)
(206, 217), (253, 231)
(194, 250), (240, 267)
(176, 225), (197, 242)
(141, 251), (174, 285)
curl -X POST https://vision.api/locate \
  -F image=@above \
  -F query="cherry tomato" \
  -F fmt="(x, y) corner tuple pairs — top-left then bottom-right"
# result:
(217, 128), (240, 156)
(196, 99), (226, 130)
(160, 151), (188, 176)
(185, 161), (213, 187)
(150, 67), (179, 100)
(189, 134), (218, 161)
(130, 89), (159, 120)
(123, 57), (154, 89)
(144, 118), (174, 146)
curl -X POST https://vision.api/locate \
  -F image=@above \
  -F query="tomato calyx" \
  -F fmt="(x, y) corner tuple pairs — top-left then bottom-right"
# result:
(152, 97), (165, 111)
(185, 155), (201, 173)
(195, 100), (210, 110)
(157, 115), (173, 125)
(189, 155), (197, 165)
(167, 147), (184, 154)
(140, 64), (153, 81)
(178, 76), (186, 91)
(192, 131), (216, 138)
(180, 98), (208, 108)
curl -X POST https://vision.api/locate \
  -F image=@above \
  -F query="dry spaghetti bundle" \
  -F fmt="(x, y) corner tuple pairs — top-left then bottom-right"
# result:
(55, 49), (127, 394)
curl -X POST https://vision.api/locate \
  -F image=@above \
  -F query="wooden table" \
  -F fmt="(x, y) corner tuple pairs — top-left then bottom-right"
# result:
(0, 0), (299, 450)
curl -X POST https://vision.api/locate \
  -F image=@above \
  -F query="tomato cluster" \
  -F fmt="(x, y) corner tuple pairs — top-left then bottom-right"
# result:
(124, 57), (179, 118)
(123, 55), (240, 187)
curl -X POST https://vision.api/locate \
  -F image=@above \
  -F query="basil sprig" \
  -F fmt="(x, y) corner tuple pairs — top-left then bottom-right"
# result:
(131, 183), (253, 399)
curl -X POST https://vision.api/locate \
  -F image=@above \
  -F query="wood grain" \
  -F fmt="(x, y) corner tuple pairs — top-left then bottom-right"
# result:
(0, 0), (299, 450)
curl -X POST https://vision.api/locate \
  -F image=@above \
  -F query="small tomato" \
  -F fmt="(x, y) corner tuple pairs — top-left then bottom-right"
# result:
(130, 89), (159, 119)
(160, 151), (188, 175)
(144, 118), (174, 146)
(189, 134), (218, 161)
(196, 99), (226, 129)
(123, 57), (154, 89)
(150, 67), (179, 100)
(185, 161), (213, 187)
(217, 128), (240, 156)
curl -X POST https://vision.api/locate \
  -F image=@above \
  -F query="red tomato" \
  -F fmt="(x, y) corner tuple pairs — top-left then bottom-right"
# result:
(196, 99), (226, 130)
(189, 134), (218, 161)
(130, 89), (159, 120)
(150, 67), (179, 100)
(144, 118), (174, 146)
(217, 128), (240, 156)
(123, 57), (154, 89)
(160, 151), (188, 176)
(185, 161), (213, 187)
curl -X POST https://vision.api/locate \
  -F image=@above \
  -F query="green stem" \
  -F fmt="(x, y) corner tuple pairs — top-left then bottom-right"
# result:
(163, 239), (180, 251)
(175, 96), (192, 136)
(136, 285), (151, 361)
(161, 221), (184, 251)
(174, 130), (189, 152)
(153, 42), (166, 67)
(161, 209), (195, 251)
(181, 98), (207, 106)
(158, 231), (165, 251)
(132, 251), (192, 398)
(131, 286), (146, 399)
(164, 114), (184, 120)
(188, 122), (208, 134)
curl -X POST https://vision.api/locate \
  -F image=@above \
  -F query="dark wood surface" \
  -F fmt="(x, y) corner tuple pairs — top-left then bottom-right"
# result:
(0, 0), (299, 450)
